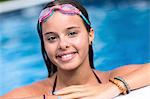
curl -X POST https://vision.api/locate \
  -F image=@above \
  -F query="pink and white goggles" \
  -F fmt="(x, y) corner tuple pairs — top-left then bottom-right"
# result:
(38, 4), (90, 25)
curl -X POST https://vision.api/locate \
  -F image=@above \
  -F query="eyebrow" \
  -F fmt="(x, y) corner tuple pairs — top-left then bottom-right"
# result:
(43, 26), (80, 35)
(66, 26), (80, 30)
(43, 32), (57, 35)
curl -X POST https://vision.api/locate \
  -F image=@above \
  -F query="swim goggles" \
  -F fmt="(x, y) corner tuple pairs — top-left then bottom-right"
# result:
(38, 4), (91, 25)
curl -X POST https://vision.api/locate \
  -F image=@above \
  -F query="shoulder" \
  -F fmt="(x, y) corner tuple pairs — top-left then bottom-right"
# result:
(2, 79), (47, 98)
(94, 70), (111, 83)
(2, 75), (56, 98)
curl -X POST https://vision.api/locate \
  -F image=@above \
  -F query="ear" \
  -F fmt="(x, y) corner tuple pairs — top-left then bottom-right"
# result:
(89, 28), (94, 44)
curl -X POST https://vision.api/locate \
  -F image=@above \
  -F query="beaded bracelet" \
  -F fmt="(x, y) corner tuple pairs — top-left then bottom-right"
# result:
(109, 78), (127, 95)
(114, 76), (131, 94)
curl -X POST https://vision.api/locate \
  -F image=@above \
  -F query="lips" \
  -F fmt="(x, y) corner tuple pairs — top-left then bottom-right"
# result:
(56, 52), (77, 62)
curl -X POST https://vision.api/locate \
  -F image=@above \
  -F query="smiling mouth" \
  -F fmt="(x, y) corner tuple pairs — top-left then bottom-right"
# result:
(56, 52), (77, 62)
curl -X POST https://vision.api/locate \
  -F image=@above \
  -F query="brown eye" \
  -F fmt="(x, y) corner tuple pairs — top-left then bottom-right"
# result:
(68, 32), (78, 37)
(47, 36), (58, 42)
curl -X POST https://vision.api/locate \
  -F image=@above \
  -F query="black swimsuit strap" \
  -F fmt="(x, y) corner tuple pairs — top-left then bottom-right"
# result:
(92, 70), (102, 83)
(52, 75), (57, 95)
(51, 70), (101, 95)
(43, 94), (46, 99)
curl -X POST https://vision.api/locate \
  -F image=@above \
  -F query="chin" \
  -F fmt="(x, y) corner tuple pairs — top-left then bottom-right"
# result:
(58, 64), (80, 71)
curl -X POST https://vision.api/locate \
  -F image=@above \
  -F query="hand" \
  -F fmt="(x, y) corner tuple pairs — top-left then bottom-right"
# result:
(54, 82), (120, 99)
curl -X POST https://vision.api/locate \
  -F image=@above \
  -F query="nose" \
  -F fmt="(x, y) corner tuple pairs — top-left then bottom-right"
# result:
(58, 38), (70, 50)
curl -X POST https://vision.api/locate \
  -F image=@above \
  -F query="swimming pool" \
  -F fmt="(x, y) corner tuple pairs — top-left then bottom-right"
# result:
(0, 0), (150, 96)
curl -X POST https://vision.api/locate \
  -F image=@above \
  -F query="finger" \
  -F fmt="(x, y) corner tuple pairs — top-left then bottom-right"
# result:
(59, 91), (90, 99)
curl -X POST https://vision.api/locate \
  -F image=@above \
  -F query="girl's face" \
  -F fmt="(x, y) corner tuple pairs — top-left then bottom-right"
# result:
(42, 11), (94, 71)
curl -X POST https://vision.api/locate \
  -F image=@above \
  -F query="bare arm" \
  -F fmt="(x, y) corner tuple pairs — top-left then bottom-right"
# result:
(110, 63), (150, 90)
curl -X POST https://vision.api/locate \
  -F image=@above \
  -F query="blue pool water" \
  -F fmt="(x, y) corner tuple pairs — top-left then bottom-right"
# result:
(0, 1), (150, 96)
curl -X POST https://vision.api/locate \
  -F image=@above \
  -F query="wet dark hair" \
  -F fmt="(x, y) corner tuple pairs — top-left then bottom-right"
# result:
(37, 0), (95, 77)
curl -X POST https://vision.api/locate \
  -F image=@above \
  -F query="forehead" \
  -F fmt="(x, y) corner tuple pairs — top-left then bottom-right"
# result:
(42, 11), (85, 32)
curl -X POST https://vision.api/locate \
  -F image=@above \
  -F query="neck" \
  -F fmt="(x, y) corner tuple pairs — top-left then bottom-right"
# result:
(56, 64), (97, 90)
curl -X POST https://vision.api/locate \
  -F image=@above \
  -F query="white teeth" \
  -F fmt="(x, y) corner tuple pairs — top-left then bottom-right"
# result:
(58, 53), (75, 62)
(62, 54), (72, 59)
